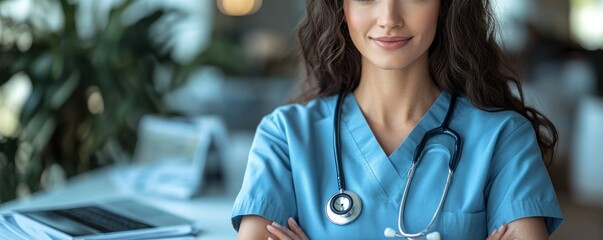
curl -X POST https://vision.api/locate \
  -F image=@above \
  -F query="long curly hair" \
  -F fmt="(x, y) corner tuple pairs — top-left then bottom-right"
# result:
(295, 0), (558, 166)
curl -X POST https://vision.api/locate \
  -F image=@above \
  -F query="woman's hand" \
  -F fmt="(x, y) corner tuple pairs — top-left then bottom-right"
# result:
(266, 217), (309, 240)
(486, 224), (507, 240)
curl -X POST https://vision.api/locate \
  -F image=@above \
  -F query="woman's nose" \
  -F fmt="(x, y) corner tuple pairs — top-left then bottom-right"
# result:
(377, 0), (404, 30)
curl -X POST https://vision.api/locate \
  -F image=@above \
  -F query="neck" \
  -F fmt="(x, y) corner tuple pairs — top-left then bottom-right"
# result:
(353, 53), (440, 129)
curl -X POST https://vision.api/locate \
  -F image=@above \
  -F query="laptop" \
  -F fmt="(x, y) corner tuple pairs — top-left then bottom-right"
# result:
(10, 199), (197, 240)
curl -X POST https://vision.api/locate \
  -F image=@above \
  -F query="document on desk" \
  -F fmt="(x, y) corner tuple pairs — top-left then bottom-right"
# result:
(0, 199), (199, 240)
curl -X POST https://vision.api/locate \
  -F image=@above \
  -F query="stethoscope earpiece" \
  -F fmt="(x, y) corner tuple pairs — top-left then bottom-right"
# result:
(426, 231), (441, 240)
(384, 228), (441, 240)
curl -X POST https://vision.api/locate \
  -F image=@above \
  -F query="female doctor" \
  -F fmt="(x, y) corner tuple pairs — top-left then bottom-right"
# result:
(232, 0), (564, 239)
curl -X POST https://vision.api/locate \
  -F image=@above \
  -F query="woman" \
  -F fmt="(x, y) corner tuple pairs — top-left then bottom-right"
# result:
(232, 0), (563, 239)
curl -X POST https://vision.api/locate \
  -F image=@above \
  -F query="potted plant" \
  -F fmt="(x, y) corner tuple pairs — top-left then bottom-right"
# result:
(0, 0), (211, 202)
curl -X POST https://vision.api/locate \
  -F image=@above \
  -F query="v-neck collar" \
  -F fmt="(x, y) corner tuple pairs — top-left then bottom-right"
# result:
(339, 91), (452, 199)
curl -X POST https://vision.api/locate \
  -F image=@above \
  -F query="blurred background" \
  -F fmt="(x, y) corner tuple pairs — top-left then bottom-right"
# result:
(0, 0), (601, 238)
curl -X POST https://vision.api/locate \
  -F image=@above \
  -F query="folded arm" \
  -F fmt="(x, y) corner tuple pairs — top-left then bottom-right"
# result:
(238, 216), (546, 239)
(491, 217), (548, 240)
(238, 215), (308, 240)
(238, 215), (273, 239)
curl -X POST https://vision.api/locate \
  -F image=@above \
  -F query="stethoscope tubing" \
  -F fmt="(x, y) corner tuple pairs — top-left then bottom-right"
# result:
(333, 91), (347, 191)
(325, 92), (362, 225)
(396, 93), (461, 238)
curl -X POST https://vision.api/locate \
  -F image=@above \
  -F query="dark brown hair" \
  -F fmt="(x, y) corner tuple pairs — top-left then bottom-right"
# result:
(295, 0), (558, 166)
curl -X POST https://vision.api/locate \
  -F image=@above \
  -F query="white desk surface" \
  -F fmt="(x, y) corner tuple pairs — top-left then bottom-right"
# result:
(0, 165), (238, 240)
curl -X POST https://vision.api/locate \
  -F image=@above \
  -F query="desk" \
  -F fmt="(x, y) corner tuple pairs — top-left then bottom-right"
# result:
(0, 165), (238, 239)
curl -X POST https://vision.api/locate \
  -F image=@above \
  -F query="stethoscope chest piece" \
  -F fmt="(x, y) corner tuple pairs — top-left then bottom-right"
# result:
(326, 190), (362, 225)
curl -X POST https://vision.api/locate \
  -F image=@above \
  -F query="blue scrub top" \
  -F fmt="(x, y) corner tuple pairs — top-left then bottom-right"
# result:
(231, 91), (563, 239)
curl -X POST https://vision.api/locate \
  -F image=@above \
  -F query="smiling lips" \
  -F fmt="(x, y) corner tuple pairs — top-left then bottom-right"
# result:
(371, 36), (413, 50)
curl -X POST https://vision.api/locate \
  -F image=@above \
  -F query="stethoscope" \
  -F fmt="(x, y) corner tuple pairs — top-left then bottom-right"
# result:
(325, 91), (462, 240)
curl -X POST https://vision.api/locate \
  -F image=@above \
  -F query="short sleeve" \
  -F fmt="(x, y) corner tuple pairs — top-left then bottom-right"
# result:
(231, 115), (297, 231)
(486, 121), (564, 235)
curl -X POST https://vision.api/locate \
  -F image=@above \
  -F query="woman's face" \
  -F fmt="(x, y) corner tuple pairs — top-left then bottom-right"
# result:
(343, 0), (440, 71)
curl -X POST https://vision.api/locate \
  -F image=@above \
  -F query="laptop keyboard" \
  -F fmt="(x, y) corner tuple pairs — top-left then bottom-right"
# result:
(53, 206), (152, 233)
